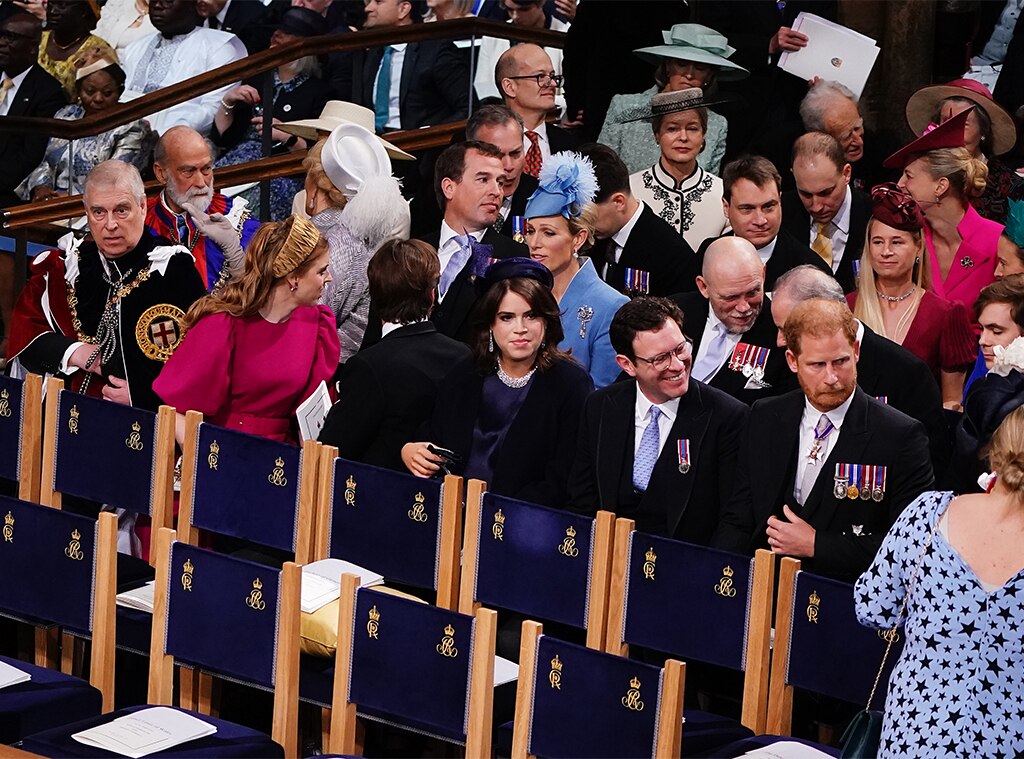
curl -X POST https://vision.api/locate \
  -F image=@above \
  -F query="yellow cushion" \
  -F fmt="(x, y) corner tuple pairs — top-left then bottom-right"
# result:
(299, 585), (428, 658)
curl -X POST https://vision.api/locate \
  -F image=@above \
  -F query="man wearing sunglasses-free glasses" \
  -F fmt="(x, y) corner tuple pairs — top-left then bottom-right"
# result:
(568, 296), (749, 544)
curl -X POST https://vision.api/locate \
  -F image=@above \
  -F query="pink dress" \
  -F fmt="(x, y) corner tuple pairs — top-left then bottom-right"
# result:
(154, 305), (340, 442)
(923, 204), (1002, 322)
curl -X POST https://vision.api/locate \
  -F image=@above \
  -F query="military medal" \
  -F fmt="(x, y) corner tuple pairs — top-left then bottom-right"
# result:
(852, 524), (864, 537)
(511, 216), (526, 244)
(677, 439), (691, 474)
(833, 463), (849, 499)
(847, 464), (860, 500)
(874, 395), (888, 405)
(808, 417), (835, 462)
(751, 346), (770, 384)
(624, 268), (650, 297)
(859, 464), (873, 500)
(872, 465), (886, 502)
(729, 343), (750, 372)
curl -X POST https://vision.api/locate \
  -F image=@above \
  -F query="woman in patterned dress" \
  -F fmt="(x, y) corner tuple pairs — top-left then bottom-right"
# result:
(627, 88), (729, 252)
(855, 405), (1024, 759)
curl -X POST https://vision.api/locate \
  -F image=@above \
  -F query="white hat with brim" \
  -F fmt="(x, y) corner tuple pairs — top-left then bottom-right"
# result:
(634, 24), (749, 82)
(279, 100), (415, 161)
(321, 123), (393, 198)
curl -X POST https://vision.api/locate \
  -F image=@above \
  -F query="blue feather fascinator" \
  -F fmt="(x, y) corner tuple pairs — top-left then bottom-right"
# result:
(524, 151), (599, 220)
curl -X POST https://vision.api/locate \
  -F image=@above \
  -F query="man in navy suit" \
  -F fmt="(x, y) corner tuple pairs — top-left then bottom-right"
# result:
(569, 297), (748, 544)
(713, 298), (933, 580)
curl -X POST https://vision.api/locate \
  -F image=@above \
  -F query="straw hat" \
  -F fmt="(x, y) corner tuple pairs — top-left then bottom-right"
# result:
(905, 79), (1016, 156)
(279, 101), (415, 161)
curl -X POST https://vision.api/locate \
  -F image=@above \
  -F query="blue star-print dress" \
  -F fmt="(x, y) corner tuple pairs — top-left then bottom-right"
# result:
(855, 491), (1024, 759)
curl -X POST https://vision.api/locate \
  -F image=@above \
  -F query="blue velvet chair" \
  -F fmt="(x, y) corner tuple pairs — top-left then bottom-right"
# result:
(511, 620), (685, 758)
(715, 557), (901, 757)
(40, 377), (175, 537)
(325, 575), (497, 757)
(0, 373), (43, 502)
(315, 448), (463, 609)
(177, 410), (319, 562)
(458, 480), (615, 650)
(0, 499), (117, 742)
(605, 519), (775, 754)
(21, 529), (302, 758)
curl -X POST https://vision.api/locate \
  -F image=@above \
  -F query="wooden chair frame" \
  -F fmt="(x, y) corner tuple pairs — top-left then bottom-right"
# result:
(458, 479), (615, 650)
(39, 377), (175, 551)
(148, 528), (302, 758)
(605, 518), (775, 734)
(175, 410), (319, 563)
(327, 574), (497, 757)
(313, 445), (463, 609)
(765, 556), (802, 736)
(511, 620), (686, 759)
(1, 372), (43, 503)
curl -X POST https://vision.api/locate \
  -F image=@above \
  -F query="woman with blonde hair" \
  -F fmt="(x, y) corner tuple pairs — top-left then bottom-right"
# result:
(855, 404), (1024, 758)
(154, 215), (340, 444)
(524, 151), (627, 387)
(885, 108), (1002, 323)
(850, 183), (975, 407)
(301, 122), (410, 362)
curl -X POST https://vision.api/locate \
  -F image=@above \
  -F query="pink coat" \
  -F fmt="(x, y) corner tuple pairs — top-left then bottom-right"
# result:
(923, 204), (1003, 319)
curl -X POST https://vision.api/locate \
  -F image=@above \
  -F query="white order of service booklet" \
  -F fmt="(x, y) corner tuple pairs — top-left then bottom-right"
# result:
(778, 12), (880, 99)
(72, 707), (216, 758)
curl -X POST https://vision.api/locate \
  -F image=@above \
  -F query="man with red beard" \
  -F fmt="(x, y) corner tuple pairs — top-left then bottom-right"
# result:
(568, 296), (748, 544)
(713, 298), (934, 580)
(145, 126), (259, 291)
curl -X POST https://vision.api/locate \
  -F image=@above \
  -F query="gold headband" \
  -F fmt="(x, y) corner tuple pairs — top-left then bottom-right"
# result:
(272, 216), (322, 278)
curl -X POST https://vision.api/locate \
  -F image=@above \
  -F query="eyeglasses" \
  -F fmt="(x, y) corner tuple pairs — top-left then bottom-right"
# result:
(633, 339), (694, 371)
(0, 29), (38, 43)
(507, 72), (563, 88)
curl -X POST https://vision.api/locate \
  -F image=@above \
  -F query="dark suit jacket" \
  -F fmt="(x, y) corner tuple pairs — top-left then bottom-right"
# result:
(696, 229), (832, 293)
(672, 292), (789, 405)
(319, 322), (471, 471)
(592, 202), (698, 297)
(0, 65), (66, 205)
(430, 357), (594, 506)
(568, 379), (749, 544)
(351, 40), (470, 129)
(781, 187), (871, 293)
(545, 123), (582, 154)
(712, 387), (934, 581)
(217, 0), (273, 53)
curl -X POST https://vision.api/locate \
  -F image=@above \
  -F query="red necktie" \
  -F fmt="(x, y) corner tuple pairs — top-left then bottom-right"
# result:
(524, 130), (542, 178)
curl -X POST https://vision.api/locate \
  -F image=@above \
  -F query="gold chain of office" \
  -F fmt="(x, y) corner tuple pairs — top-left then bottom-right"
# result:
(66, 265), (152, 343)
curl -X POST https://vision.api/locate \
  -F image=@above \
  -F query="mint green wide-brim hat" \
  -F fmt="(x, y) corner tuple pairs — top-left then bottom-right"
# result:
(634, 23), (749, 82)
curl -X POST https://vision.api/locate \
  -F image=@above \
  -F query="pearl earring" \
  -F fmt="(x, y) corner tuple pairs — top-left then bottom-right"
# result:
(290, 283), (298, 292)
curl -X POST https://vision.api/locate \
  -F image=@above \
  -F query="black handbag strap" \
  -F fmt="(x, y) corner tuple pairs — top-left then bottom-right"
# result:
(865, 501), (947, 710)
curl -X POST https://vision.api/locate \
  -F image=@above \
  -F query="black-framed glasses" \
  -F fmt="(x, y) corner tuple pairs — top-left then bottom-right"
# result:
(0, 29), (38, 43)
(507, 72), (563, 88)
(633, 339), (694, 371)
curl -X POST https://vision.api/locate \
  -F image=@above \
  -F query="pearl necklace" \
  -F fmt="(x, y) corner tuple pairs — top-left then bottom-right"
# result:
(877, 286), (917, 303)
(496, 360), (536, 389)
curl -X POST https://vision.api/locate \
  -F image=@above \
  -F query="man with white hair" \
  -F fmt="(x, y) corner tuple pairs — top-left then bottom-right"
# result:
(799, 80), (879, 191)
(146, 126), (257, 291)
(672, 237), (789, 404)
(6, 160), (206, 411)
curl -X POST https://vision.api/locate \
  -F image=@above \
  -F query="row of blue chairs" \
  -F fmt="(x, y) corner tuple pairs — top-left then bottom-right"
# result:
(0, 373), (901, 757)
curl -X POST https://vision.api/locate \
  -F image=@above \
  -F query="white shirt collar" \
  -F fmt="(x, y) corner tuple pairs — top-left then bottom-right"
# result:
(381, 318), (427, 338)
(832, 185), (852, 235)
(855, 318), (865, 346)
(215, 0), (231, 24)
(440, 220), (486, 250)
(802, 387), (855, 432)
(612, 200), (646, 250)
(754, 235), (777, 265)
(1, 67), (31, 89)
(635, 389), (680, 427)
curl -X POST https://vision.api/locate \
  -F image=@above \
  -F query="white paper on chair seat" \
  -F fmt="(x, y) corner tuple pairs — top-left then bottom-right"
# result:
(0, 659), (31, 690)
(116, 581), (156, 613)
(301, 558), (384, 613)
(494, 655), (518, 687)
(72, 707), (217, 758)
(778, 12), (880, 99)
(741, 740), (838, 758)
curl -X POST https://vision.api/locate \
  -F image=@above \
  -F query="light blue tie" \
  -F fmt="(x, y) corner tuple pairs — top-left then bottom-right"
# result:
(438, 236), (473, 299)
(693, 323), (730, 382)
(374, 46), (393, 133)
(632, 406), (663, 492)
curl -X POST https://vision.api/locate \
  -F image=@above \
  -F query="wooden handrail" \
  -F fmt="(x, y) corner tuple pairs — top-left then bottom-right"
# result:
(2, 121), (467, 232)
(0, 18), (564, 140)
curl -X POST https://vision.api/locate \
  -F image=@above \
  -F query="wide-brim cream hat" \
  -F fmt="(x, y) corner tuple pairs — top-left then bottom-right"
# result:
(905, 79), (1016, 156)
(279, 100), (415, 161)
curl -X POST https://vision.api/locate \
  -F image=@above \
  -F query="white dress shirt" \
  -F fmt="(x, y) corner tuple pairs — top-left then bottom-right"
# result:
(437, 221), (485, 301)
(633, 390), (680, 460)
(0, 68), (30, 117)
(806, 185), (852, 274)
(794, 390), (855, 504)
(692, 308), (742, 383)
(755, 235), (777, 267)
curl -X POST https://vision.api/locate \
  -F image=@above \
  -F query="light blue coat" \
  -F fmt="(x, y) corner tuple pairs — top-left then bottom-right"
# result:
(597, 85), (728, 175)
(559, 257), (629, 388)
